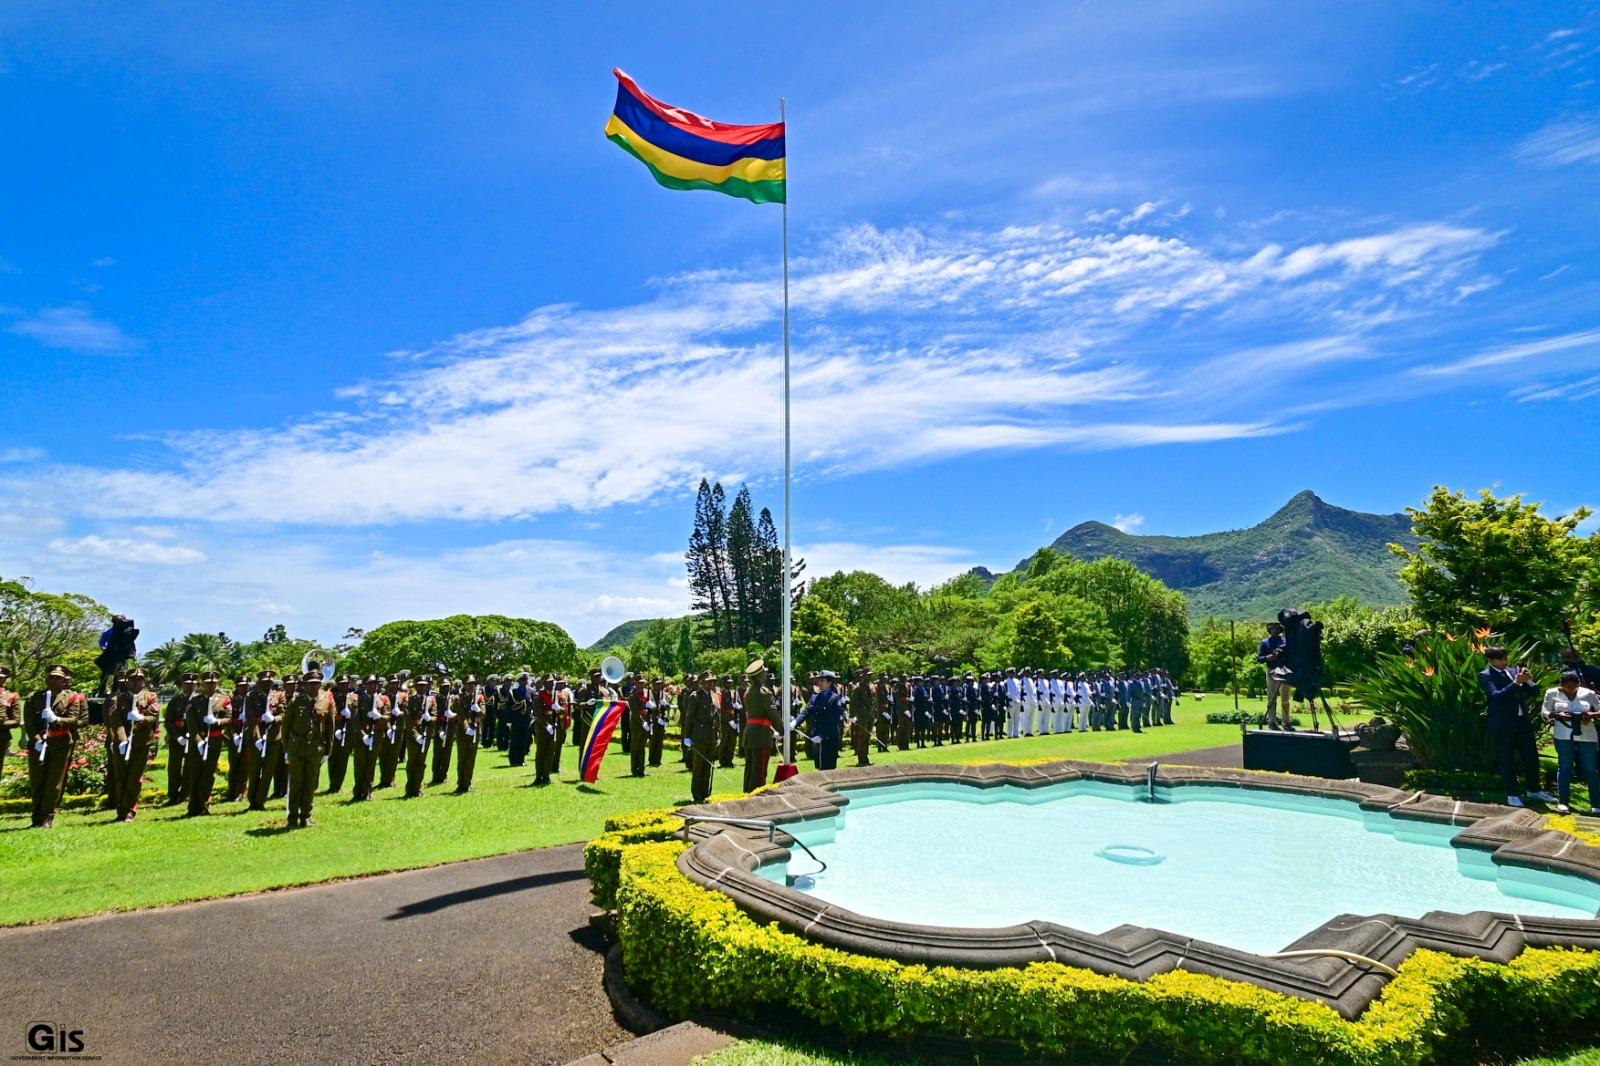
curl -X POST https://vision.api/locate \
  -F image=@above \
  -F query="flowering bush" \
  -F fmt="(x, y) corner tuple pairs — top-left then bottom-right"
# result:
(1349, 631), (1550, 773)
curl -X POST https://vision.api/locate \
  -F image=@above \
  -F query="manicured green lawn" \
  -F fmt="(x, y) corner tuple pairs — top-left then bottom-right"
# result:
(0, 711), (1249, 926)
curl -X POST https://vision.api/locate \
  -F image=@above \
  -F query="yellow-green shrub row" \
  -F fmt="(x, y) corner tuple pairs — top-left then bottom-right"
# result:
(601, 835), (1600, 1065)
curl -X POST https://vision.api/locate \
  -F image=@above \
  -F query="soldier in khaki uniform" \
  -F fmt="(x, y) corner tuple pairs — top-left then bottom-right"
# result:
(532, 676), (558, 785)
(625, 675), (648, 778)
(350, 675), (387, 801)
(162, 672), (197, 806)
(873, 673), (893, 752)
(379, 675), (406, 788)
(113, 667), (162, 821)
(224, 676), (250, 801)
(283, 669), (334, 828)
(272, 676), (295, 798)
(430, 677), (457, 786)
(893, 674), (913, 750)
(403, 676), (436, 798)
(684, 673), (718, 803)
(850, 667), (875, 768)
(185, 672), (230, 816)
(454, 676), (483, 793)
(326, 674), (357, 793)
(647, 678), (668, 767)
(25, 665), (88, 828)
(244, 671), (278, 810)
(0, 667), (21, 773)
(102, 669), (129, 812)
(740, 664), (777, 792)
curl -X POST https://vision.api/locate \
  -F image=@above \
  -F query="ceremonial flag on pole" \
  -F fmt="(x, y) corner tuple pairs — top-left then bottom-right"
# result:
(578, 700), (628, 783)
(604, 69), (786, 204)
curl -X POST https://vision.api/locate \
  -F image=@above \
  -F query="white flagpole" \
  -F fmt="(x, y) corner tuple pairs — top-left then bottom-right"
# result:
(780, 95), (794, 767)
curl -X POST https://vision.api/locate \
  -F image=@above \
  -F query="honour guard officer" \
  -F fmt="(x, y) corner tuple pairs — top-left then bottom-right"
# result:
(379, 675), (406, 788)
(911, 676), (931, 748)
(741, 663), (777, 791)
(113, 667), (161, 821)
(506, 672), (534, 769)
(872, 671), (893, 751)
(244, 671), (278, 810)
(962, 673), (980, 742)
(928, 674), (947, 746)
(850, 667), (874, 767)
(1130, 673), (1150, 733)
(430, 676), (457, 786)
(404, 675), (436, 797)
(223, 675), (250, 800)
(808, 671), (845, 771)
(273, 675), (296, 797)
(532, 675), (558, 785)
(716, 676), (739, 769)
(185, 671), (230, 816)
(102, 669), (129, 811)
(684, 672), (718, 803)
(893, 674), (912, 750)
(327, 674), (357, 792)
(481, 675), (502, 750)
(574, 670), (602, 753)
(625, 675), (648, 778)
(647, 678), (668, 767)
(163, 672), (198, 806)
(283, 670), (334, 828)
(552, 676), (571, 773)
(0, 667), (19, 772)
(26, 665), (88, 828)
(350, 676), (386, 801)
(945, 674), (964, 746)
(454, 675), (484, 792)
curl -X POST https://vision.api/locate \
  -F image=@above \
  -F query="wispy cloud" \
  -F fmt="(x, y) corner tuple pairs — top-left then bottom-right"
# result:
(1516, 115), (1600, 167)
(2, 213), (1499, 529)
(1415, 328), (1600, 376)
(48, 534), (207, 566)
(1112, 513), (1145, 533)
(8, 305), (140, 354)
(0, 447), (45, 464)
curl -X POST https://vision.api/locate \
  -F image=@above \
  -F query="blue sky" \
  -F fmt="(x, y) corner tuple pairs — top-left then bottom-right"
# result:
(2, 1), (1598, 647)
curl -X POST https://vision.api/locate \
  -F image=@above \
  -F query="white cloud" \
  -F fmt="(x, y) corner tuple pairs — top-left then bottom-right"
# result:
(1112, 513), (1145, 533)
(1, 214), (1497, 545)
(0, 448), (44, 464)
(1415, 328), (1600, 376)
(801, 541), (986, 590)
(8, 306), (140, 354)
(1516, 116), (1600, 167)
(47, 535), (207, 566)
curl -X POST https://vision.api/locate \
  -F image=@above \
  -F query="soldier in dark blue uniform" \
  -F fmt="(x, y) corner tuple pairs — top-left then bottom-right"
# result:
(807, 671), (845, 771)
(911, 676), (931, 748)
(929, 675), (947, 747)
(962, 673), (980, 741)
(946, 676), (964, 745)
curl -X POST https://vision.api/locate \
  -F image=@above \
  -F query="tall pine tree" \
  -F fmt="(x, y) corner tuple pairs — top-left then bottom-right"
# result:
(727, 486), (758, 646)
(687, 480), (726, 644)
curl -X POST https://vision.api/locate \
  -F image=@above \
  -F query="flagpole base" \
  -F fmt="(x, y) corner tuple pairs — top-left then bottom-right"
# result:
(773, 762), (800, 783)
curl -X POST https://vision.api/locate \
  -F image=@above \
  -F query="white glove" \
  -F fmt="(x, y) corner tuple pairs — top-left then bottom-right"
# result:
(444, 709), (456, 720)
(128, 710), (146, 724)
(40, 707), (56, 724)
(646, 700), (656, 711)
(261, 712), (276, 724)
(203, 713), (218, 726)
(340, 707), (351, 719)
(421, 712), (434, 723)
(366, 708), (380, 720)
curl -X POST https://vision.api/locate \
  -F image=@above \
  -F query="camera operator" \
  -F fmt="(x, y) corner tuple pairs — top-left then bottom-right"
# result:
(1542, 669), (1600, 815)
(1478, 647), (1556, 808)
(1256, 621), (1291, 730)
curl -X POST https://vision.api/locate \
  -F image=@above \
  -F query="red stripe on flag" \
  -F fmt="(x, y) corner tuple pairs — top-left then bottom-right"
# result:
(613, 69), (783, 146)
(579, 700), (627, 783)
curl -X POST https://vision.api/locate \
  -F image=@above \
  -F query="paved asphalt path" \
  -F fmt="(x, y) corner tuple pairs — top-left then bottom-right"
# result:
(0, 843), (629, 1066)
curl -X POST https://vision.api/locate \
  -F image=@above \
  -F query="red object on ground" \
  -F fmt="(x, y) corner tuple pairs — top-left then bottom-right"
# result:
(773, 762), (800, 783)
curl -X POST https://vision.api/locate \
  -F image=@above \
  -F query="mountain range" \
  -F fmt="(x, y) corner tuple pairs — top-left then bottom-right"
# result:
(586, 490), (1417, 648)
(1021, 490), (1417, 621)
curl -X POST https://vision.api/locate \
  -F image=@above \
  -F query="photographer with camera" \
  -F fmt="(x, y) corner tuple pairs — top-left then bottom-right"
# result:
(1479, 646), (1556, 808)
(1542, 669), (1600, 815)
(1256, 621), (1291, 730)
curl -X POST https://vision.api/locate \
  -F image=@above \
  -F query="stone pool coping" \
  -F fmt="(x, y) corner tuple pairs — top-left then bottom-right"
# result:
(674, 760), (1600, 1019)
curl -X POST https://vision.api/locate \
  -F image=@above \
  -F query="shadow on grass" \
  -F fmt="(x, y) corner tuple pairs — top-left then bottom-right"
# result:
(244, 824), (294, 838)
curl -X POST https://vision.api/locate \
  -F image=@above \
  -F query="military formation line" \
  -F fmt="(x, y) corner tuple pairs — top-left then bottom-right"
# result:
(0, 661), (1179, 829)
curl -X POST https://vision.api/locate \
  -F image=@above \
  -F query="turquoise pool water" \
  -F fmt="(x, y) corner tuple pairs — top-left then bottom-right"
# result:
(758, 781), (1600, 954)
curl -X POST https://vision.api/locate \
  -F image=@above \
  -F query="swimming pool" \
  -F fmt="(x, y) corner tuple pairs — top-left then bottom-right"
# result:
(755, 779), (1600, 955)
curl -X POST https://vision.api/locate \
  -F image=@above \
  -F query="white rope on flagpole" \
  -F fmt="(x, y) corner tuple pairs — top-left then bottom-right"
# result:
(780, 95), (793, 767)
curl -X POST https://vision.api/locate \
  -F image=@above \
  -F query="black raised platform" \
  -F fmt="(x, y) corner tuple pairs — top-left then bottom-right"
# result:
(1242, 728), (1358, 779)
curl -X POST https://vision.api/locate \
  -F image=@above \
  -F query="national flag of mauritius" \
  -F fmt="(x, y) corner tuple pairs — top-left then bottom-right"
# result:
(605, 69), (785, 205)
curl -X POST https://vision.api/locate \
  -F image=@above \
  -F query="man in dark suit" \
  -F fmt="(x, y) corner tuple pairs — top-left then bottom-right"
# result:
(807, 671), (845, 771)
(1479, 646), (1555, 807)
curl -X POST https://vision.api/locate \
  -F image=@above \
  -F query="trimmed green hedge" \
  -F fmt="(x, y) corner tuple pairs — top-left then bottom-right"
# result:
(1205, 711), (1304, 726)
(609, 838), (1600, 1065)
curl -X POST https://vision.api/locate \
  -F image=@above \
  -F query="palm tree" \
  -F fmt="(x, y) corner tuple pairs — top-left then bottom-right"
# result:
(142, 639), (189, 686)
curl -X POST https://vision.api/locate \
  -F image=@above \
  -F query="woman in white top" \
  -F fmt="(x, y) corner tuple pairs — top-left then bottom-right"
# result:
(1541, 669), (1600, 815)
